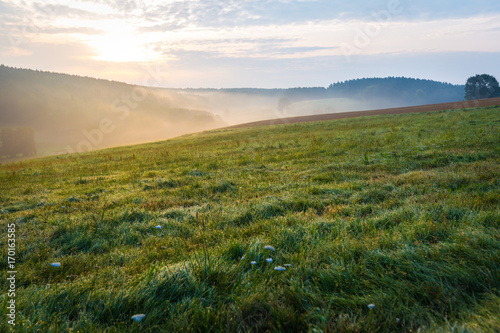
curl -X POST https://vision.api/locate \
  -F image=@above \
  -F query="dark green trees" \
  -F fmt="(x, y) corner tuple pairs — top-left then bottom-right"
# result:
(464, 74), (500, 100)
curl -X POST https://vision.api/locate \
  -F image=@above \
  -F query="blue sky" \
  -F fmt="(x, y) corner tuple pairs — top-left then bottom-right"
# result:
(1, 0), (500, 88)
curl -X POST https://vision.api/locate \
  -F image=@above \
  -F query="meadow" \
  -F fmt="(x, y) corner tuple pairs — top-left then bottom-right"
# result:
(1, 106), (499, 332)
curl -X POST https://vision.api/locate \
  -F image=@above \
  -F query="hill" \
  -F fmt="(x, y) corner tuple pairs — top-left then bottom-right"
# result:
(1, 105), (498, 332)
(0, 66), (473, 160)
(0, 65), (226, 156)
(327, 77), (465, 107)
(274, 77), (465, 112)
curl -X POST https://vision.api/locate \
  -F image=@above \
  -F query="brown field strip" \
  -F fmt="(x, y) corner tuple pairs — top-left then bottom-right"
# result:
(225, 97), (500, 129)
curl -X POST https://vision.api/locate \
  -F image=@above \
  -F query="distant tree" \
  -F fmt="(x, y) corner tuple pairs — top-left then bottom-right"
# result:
(464, 74), (500, 100)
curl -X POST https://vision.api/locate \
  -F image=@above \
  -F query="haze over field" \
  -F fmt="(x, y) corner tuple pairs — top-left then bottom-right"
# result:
(1, 66), (468, 156)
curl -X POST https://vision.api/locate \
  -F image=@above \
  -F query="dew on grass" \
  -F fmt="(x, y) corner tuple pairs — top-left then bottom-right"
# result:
(367, 304), (375, 309)
(264, 245), (275, 251)
(50, 262), (61, 267)
(266, 258), (272, 263)
(241, 255), (246, 260)
(131, 314), (146, 322)
(274, 266), (286, 271)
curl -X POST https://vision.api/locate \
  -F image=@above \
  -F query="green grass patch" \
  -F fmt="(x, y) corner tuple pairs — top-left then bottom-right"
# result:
(1, 107), (499, 332)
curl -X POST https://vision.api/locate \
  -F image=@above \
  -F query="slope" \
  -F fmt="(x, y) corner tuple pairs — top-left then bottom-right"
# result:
(0, 66), (225, 156)
(0, 105), (499, 332)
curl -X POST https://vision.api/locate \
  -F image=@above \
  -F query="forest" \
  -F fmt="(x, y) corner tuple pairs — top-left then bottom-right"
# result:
(278, 77), (464, 106)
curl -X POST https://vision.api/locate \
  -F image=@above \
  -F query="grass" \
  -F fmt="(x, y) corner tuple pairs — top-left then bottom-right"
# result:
(1, 106), (499, 332)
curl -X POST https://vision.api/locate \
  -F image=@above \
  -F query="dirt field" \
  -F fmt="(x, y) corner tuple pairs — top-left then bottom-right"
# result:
(226, 97), (500, 129)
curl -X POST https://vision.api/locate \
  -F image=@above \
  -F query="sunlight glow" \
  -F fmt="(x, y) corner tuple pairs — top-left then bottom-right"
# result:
(89, 22), (159, 63)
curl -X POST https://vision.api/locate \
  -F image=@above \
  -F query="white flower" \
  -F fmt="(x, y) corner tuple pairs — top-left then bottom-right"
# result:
(264, 245), (275, 251)
(50, 262), (61, 267)
(155, 225), (162, 229)
(241, 256), (246, 260)
(131, 314), (146, 322)
(367, 304), (375, 309)
(251, 261), (257, 265)
(266, 258), (272, 263)
(274, 266), (286, 271)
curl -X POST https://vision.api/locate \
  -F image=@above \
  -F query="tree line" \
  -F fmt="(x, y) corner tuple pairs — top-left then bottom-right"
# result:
(277, 75), (500, 109)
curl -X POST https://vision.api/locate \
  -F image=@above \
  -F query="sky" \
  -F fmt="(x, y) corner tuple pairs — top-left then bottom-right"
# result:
(1, 0), (500, 88)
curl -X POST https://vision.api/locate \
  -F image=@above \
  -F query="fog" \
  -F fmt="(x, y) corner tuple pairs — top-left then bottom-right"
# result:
(0, 67), (228, 159)
(153, 89), (372, 125)
(0, 67), (464, 161)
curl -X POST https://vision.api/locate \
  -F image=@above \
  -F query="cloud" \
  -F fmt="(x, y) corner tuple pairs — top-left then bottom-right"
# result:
(40, 26), (104, 35)
(160, 40), (336, 60)
(74, 0), (145, 13)
(104, 10), (500, 68)
(0, 0), (17, 14)
(401, 0), (500, 20)
(138, 0), (500, 30)
(31, 3), (100, 20)
(1, 0), (500, 88)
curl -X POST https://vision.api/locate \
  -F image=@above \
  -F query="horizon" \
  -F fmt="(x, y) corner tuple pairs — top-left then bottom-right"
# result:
(0, 64), (470, 90)
(1, 1), (500, 88)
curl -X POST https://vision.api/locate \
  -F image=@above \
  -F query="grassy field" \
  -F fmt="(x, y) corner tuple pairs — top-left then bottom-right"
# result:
(1, 106), (499, 332)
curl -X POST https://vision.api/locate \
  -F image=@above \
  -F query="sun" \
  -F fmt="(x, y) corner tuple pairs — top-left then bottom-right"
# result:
(89, 22), (159, 63)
